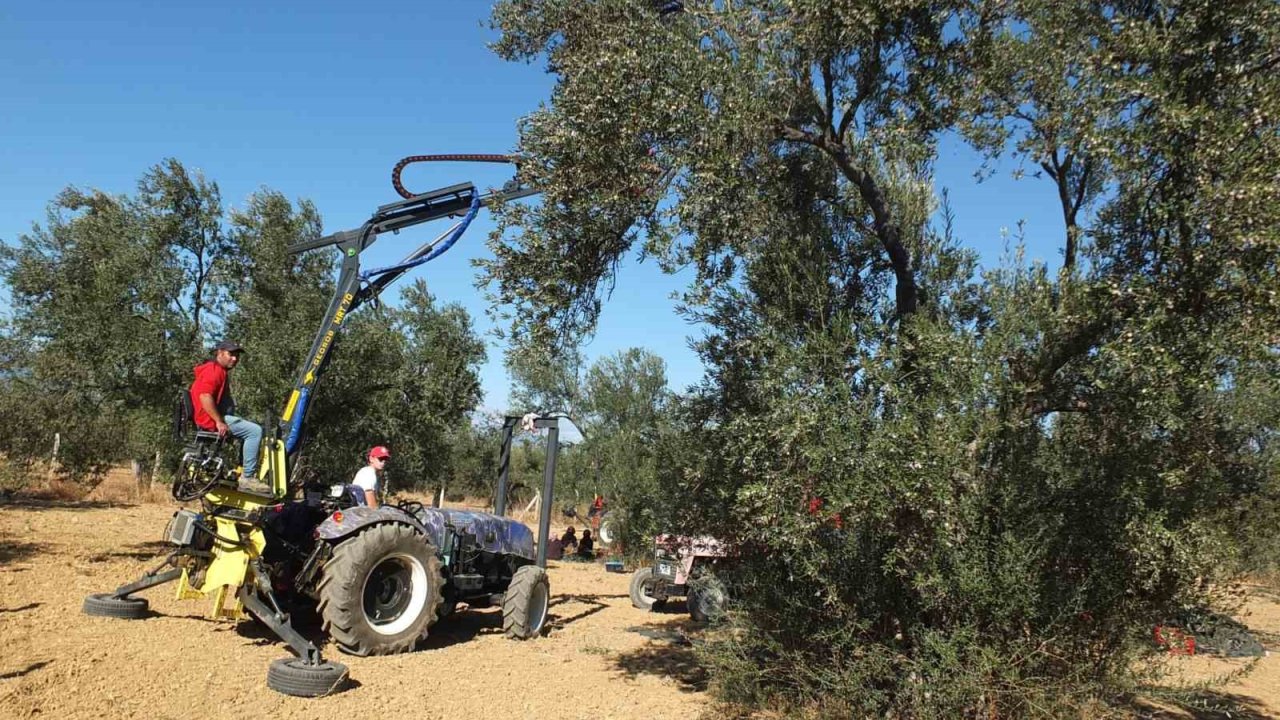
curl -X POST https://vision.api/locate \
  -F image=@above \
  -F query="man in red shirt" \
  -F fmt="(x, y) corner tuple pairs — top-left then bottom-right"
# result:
(190, 340), (266, 493)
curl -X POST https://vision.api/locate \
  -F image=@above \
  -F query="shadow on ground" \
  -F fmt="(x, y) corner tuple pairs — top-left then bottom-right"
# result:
(0, 660), (52, 680)
(1131, 690), (1274, 719)
(546, 592), (627, 631)
(613, 639), (707, 692)
(1, 497), (137, 512)
(88, 541), (171, 562)
(0, 540), (50, 565)
(419, 606), (506, 650)
(421, 592), (632, 649)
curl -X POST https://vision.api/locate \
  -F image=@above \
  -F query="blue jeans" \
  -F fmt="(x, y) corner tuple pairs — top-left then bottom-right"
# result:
(224, 415), (263, 480)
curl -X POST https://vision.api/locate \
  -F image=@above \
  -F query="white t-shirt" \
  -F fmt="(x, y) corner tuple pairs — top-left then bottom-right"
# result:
(352, 466), (379, 493)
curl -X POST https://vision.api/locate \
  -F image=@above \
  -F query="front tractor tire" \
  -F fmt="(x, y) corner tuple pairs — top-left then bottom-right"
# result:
(503, 565), (550, 639)
(317, 523), (444, 656)
(629, 567), (663, 611)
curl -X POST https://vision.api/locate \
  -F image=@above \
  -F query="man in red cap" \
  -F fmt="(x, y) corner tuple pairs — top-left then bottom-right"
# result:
(352, 446), (390, 508)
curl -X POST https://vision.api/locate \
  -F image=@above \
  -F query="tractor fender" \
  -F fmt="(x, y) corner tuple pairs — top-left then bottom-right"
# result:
(316, 506), (437, 544)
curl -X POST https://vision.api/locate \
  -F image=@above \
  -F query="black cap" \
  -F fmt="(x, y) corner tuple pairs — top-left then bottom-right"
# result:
(213, 340), (243, 353)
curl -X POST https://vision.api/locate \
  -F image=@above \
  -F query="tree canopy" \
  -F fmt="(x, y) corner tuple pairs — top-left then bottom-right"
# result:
(0, 160), (489, 490)
(486, 0), (1280, 715)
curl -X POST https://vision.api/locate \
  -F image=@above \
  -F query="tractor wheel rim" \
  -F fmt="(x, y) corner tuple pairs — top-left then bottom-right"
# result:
(528, 580), (549, 634)
(361, 553), (428, 635)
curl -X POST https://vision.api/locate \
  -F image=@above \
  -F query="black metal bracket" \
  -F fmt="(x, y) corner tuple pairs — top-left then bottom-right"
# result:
(239, 587), (323, 666)
(112, 566), (183, 598)
(534, 417), (560, 569)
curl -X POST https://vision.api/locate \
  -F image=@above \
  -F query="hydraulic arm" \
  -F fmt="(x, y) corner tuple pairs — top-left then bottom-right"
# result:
(278, 158), (538, 461)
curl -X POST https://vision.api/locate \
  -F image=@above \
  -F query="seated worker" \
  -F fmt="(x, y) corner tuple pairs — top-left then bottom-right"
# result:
(576, 529), (595, 560)
(546, 536), (565, 561)
(351, 445), (390, 508)
(190, 340), (265, 493)
(559, 526), (578, 553)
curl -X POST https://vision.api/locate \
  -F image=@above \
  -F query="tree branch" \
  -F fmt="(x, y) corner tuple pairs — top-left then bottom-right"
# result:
(779, 124), (918, 320)
(838, 31), (885, 142)
(822, 55), (836, 137)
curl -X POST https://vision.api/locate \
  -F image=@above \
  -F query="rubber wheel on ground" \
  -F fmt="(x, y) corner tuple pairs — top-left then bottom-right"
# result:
(686, 576), (727, 624)
(82, 593), (149, 619)
(629, 567), (663, 610)
(266, 657), (349, 697)
(503, 565), (550, 639)
(317, 523), (444, 656)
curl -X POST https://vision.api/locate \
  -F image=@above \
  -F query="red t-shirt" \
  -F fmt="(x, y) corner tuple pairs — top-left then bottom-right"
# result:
(190, 361), (229, 430)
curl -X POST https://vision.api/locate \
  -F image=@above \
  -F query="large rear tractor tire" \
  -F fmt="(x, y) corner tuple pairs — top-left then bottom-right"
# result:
(82, 593), (149, 619)
(317, 523), (444, 656)
(503, 565), (550, 639)
(266, 657), (349, 697)
(686, 576), (727, 624)
(629, 567), (663, 611)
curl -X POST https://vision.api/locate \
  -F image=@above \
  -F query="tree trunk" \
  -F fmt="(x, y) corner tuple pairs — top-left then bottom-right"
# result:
(150, 451), (162, 492)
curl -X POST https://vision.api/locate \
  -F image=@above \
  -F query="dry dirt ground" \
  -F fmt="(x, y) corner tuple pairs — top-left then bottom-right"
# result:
(0, 477), (709, 720)
(4, 476), (1280, 719)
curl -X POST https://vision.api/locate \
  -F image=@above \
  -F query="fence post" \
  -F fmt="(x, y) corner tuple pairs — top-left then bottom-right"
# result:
(523, 490), (540, 521)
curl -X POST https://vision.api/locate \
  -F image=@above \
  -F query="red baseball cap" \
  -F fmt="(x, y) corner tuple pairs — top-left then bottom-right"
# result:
(368, 446), (391, 461)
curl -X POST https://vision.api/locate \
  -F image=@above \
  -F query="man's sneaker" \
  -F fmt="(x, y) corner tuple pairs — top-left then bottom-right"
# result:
(239, 477), (272, 495)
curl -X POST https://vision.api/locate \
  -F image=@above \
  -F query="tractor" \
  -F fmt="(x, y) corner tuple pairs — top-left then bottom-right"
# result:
(629, 534), (730, 622)
(82, 158), (564, 697)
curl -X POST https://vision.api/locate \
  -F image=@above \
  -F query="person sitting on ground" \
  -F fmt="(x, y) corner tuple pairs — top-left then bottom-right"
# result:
(351, 446), (390, 508)
(576, 529), (595, 559)
(190, 340), (265, 493)
(560, 526), (578, 552)
(546, 536), (565, 561)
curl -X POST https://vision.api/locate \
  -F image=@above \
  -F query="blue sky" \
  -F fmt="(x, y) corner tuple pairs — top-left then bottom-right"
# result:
(0, 1), (1066, 411)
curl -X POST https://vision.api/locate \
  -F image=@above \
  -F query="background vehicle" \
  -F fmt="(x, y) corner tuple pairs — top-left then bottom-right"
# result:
(629, 534), (729, 622)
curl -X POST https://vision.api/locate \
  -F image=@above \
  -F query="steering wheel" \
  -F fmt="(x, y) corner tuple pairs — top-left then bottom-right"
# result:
(397, 500), (425, 518)
(171, 460), (224, 502)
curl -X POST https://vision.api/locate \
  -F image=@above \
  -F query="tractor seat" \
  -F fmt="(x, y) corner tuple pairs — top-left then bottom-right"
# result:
(194, 430), (222, 443)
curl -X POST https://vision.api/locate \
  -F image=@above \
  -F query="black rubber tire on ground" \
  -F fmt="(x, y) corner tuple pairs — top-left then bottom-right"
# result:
(686, 577), (727, 624)
(503, 564), (550, 639)
(629, 567), (662, 610)
(82, 593), (149, 619)
(265, 657), (349, 697)
(316, 522), (444, 656)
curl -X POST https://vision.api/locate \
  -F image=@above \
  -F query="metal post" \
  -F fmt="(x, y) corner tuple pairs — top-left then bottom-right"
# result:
(534, 417), (560, 569)
(495, 416), (518, 516)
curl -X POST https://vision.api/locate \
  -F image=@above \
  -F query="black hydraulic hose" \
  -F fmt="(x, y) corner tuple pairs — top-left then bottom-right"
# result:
(194, 519), (250, 549)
